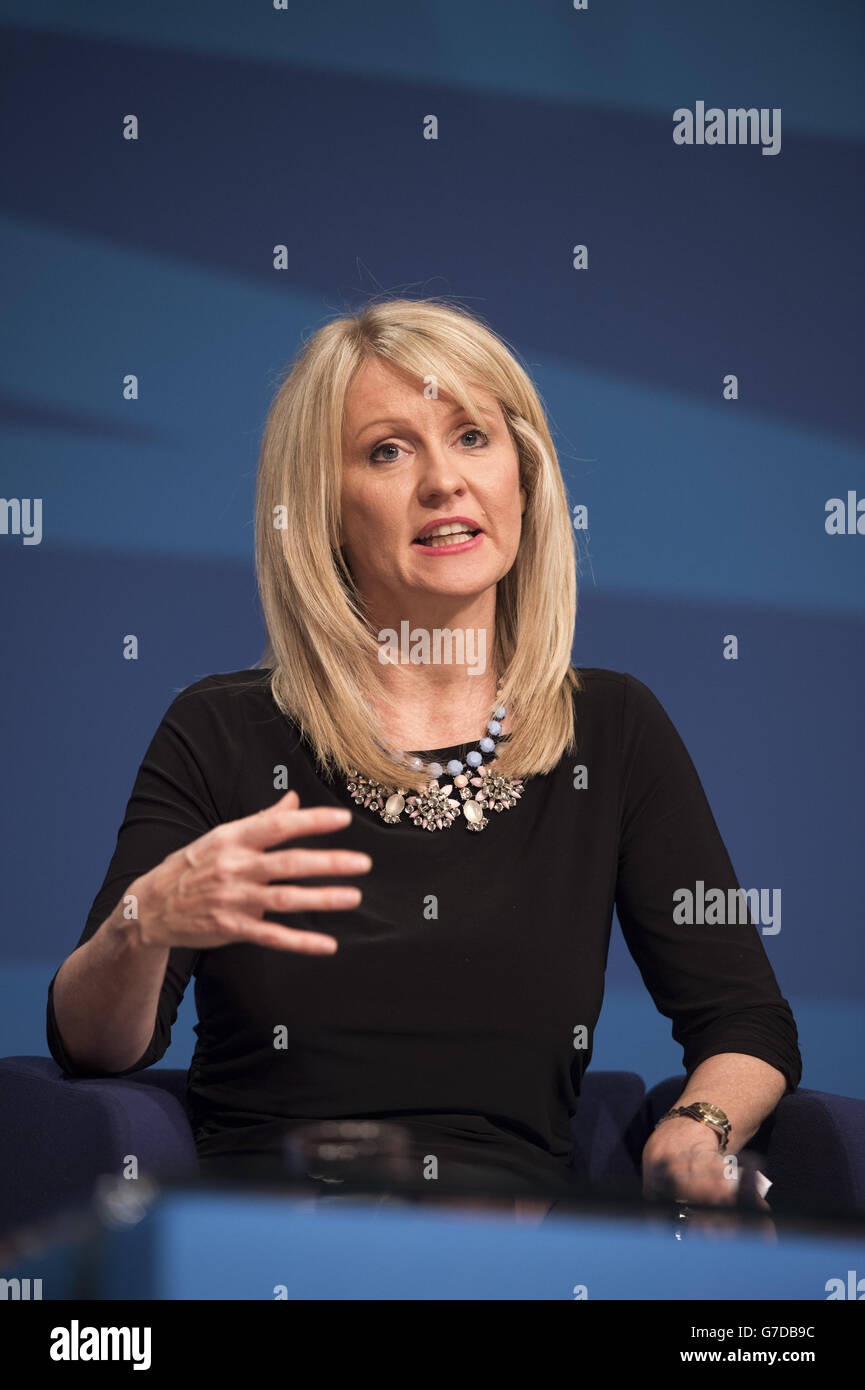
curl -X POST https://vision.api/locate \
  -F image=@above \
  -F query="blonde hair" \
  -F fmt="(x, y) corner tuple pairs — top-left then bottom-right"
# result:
(253, 295), (581, 787)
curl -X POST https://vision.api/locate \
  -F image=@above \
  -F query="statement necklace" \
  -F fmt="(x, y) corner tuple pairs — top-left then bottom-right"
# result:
(346, 699), (526, 833)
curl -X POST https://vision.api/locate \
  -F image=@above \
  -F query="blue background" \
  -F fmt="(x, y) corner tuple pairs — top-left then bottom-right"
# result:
(0, 1), (862, 1098)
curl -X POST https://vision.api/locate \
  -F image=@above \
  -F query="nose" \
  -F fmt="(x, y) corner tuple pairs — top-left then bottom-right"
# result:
(415, 437), (468, 499)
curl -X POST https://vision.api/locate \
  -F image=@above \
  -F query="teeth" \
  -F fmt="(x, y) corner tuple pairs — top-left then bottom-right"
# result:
(416, 523), (476, 546)
(424, 534), (471, 547)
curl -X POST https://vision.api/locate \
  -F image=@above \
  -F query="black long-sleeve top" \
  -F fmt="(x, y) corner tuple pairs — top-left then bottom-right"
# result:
(45, 668), (801, 1197)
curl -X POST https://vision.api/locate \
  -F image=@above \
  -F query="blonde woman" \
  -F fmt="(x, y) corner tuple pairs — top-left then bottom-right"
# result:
(47, 297), (800, 1217)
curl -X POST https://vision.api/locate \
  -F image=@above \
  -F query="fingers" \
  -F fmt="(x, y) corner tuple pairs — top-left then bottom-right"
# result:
(257, 882), (364, 913)
(232, 791), (357, 852)
(247, 847), (373, 883)
(644, 1152), (738, 1206)
(229, 917), (339, 954)
(175, 791), (369, 952)
(216, 872), (367, 917)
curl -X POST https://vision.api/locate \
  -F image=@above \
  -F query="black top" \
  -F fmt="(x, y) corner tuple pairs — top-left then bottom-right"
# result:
(45, 668), (801, 1198)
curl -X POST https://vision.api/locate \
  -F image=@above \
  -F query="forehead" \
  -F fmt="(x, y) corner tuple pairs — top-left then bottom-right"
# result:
(344, 357), (500, 416)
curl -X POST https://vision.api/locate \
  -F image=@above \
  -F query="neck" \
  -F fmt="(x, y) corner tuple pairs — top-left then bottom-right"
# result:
(363, 592), (505, 751)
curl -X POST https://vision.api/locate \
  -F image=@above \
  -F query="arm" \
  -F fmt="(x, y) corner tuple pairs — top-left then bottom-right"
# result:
(50, 885), (170, 1074)
(660, 1050), (787, 1151)
(613, 674), (802, 1204)
(641, 1051), (787, 1204)
(46, 679), (229, 1078)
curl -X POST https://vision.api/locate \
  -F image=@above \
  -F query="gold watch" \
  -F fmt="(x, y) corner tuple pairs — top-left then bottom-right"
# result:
(654, 1101), (731, 1151)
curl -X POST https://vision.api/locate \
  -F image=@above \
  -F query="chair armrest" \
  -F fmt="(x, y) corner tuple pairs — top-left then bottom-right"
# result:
(569, 1070), (647, 1193)
(759, 1088), (865, 1216)
(0, 1056), (199, 1237)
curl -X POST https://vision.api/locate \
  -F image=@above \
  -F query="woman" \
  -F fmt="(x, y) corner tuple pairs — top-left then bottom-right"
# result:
(46, 297), (801, 1219)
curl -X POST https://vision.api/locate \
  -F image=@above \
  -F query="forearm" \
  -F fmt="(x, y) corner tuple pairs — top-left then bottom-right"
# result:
(51, 883), (170, 1074)
(639, 1052), (787, 1205)
(669, 1051), (788, 1152)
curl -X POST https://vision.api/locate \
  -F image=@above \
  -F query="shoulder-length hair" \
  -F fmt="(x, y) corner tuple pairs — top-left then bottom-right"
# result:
(253, 295), (581, 788)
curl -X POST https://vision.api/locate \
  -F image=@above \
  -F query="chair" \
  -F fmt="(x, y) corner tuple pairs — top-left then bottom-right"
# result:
(1, 1056), (863, 1237)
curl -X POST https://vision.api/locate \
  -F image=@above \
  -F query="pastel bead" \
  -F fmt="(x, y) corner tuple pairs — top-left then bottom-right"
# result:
(466, 751), (483, 767)
(446, 759), (464, 775)
(487, 720), (502, 736)
(479, 736), (495, 753)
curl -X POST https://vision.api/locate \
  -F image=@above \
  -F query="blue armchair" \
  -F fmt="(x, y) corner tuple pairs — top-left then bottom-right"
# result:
(1, 1056), (863, 1237)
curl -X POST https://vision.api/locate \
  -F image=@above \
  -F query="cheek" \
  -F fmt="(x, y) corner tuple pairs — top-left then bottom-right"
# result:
(489, 483), (526, 528)
(341, 479), (377, 529)
(342, 486), (406, 551)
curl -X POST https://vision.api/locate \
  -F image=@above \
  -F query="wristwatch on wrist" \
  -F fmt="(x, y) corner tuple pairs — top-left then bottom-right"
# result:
(654, 1101), (732, 1151)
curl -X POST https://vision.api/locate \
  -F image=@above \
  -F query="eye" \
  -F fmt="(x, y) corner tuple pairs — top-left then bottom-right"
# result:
(459, 428), (489, 449)
(368, 427), (489, 464)
(368, 442), (404, 463)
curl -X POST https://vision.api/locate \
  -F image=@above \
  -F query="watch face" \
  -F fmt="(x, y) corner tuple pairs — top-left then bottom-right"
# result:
(698, 1103), (727, 1123)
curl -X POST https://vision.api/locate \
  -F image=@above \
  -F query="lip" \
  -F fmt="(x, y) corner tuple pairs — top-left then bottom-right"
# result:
(414, 515), (482, 540)
(411, 514), (481, 550)
(412, 530), (484, 557)
(412, 515), (484, 557)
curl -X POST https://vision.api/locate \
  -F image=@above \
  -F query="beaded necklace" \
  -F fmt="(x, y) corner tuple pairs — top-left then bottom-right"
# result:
(346, 697), (525, 832)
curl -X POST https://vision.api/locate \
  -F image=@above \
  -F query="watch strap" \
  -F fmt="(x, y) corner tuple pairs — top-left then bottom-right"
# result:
(654, 1102), (731, 1151)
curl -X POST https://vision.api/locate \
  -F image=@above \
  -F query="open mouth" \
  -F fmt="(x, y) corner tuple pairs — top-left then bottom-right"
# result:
(413, 528), (482, 549)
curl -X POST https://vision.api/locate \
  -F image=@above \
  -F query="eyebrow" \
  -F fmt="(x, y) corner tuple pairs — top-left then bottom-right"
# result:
(354, 403), (498, 442)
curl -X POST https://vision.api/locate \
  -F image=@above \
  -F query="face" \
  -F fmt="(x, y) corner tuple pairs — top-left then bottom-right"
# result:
(339, 357), (526, 615)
